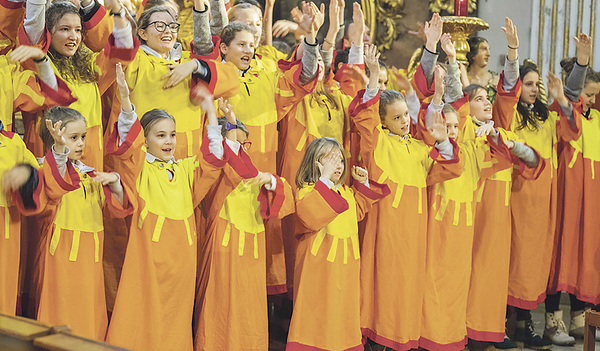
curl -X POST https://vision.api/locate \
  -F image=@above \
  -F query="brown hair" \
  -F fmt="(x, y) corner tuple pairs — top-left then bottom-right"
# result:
(378, 90), (405, 123)
(137, 5), (179, 45)
(517, 64), (549, 130)
(228, 2), (262, 22)
(46, 1), (96, 83)
(561, 57), (600, 85)
(296, 138), (348, 189)
(140, 109), (176, 137)
(220, 21), (255, 47)
(463, 84), (486, 101)
(217, 117), (249, 138)
(442, 103), (458, 116)
(466, 37), (488, 68)
(309, 81), (340, 111)
(39, 106), (87, 150)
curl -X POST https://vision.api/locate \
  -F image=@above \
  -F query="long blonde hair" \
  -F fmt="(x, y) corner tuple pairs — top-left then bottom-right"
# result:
(296, 138), (348, 189)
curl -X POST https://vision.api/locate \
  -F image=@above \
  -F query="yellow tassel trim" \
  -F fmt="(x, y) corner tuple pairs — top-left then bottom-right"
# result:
(152, 216), (165, 242)
(69, 230), (80, 261)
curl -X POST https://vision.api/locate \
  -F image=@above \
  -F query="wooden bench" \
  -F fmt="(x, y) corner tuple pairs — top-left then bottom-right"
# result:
(585, 310), (600, 351)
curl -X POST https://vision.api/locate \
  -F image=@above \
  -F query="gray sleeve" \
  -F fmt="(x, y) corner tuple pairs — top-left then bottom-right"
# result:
(210, 0), (228, 36)
(511, 141), (539, 168)
(445, 61), (463, 103)
(560, 103), (576, 128)
(564, 62), (588, 102)
(348, 43), (364, 65)
(299, 39), (319, 85)
(118, 105), (137, 146)
(80, 0), (95, 15)
(193, 8), (213, 56)
(435, 138), (454, 160)
(320, 47), (333, 78)
(502, 57), (519, 92)
(405, 90), (421, 125)
(112, 22), (134, 48)
(425, 100), (443, 129)
(51, 145), (70, 177)
(363, 87), (379, 103)
(36, 59), (58, 90)
(420, 47), (439, 88)
(206, 125), (224, 159)
(23, 0), (47, 45)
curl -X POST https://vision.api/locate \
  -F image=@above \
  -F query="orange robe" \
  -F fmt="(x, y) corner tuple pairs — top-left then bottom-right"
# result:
(349, 90), (463, 350)
(492, 74), (582, 309)
(195, 145), (294, 350)
(0, 0), (24, 56)
(21, 149), (132, 339)
(287, 179), (390, 351)
(548, 108), (600, 304)
(17, 15), (139, 169)
(104, 120), (225, 351)
(0, 128), (39, 316)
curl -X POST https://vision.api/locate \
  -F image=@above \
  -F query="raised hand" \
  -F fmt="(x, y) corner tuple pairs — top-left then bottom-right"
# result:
(93, 172), (119, 185)
(104, 0), (124, 14)
(408, 21), (427, 43)
(502, 17), (519, 61)
(190, 83), (218, 126)
(328, 0), (341, 35)
(309, 2), (326, 36)
(424, 13), (443, 53)
(273, 20), (302, 38)
(433, 65), (446, 104)
(115, 63), (132, 112)
(391, 67), (414, 94)
(2, 165), (31, 192)
(475, 123), (495, 137)
(440, 33), (456, 63)
(316, 150), (342, 181)
(364, 44), (381, 89)
(345, 64), (369, 87)
(348, 2), (365, 46)
(162, 60), (197, 89)
(574, 33), (592, 66)
(193, 0), (209, 12)
(218, 97), (236, 124)
(428, 110), (448, 142)
(9, 45), (46, 63)
(547, 72), (568, 107)
(45, 119), (67, 153)
(294, 2), (316, 39)
(351, 165), (368, 183)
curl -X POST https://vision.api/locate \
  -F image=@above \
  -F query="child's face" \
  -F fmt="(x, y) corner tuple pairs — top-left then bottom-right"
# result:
(582, 81), (600, 111)
(473, 41), (490, 67)
(64, 119), (87, 161)
(520, 71), (539, 105)
(378, 68), (388, 90)
(445, 112), (459, 140)
(138, 12), (178, 55)
(50, 13), (82, 57)
(146, 118), (176, 161)
(233, 8), (262, 46)
(323, 149), (344, 183)
(469, 88), (492, 122)
(382, 100), (411, 136)
(221, 31), (255, 71)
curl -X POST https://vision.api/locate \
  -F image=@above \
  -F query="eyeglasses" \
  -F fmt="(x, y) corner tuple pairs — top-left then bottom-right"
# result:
(145, 21), (180, 33)
(241, 141), (252, 151)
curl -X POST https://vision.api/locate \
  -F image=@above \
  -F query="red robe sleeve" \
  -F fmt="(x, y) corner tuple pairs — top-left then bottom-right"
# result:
(295, 180), (349, 237)
(492, 73), (522, 130)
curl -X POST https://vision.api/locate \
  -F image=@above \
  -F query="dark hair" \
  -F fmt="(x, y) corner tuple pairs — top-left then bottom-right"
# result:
(334, 48), (349, 73)
(378, 90), (405, 123)
(516, 64), (549, 130)
(442, 103), (458, 116)
(140, 109), (176, 137)
(142, 0), (179, 12)
(295, 137), (348, 188)
(220, 21), (255, 46)
(39, 106), (87, 150)
(137, 6), (179, 45)
(217, 117), (249, 138)
(365, 58), (388, 77)
(232, 0), (262, 12)
(46, 2), (96, 83)
(466, 37), (488, 68)
(463, 84), (486, 101)
(272, 40), (292, 57)
(561, 57), (600, 85)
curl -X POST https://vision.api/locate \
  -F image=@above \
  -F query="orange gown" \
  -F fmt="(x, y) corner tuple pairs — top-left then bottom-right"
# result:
(492, 74), (582, 310)
(104, 120), (225, 351)
(548, 107), (600, 304)
(349, 90), (463, 350)
(0, 0), (24, 56)
(287, 179), (390, 351)
(194, 144), (294, 350)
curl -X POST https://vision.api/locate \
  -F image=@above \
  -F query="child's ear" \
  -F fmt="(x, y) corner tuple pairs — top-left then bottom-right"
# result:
(219, 42), (228, 57)
(138, 28), (148, 42)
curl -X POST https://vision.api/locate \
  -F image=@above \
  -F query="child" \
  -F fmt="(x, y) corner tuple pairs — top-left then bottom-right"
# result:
(352, 44), (462, 350)
(492, 19), (586, 349)
(29, 106), (131, 340)
(105, 63), (227, 351)
(287, 137), (389, 351)
(19, 0), (138, 168)
(194, 99), (294, 350)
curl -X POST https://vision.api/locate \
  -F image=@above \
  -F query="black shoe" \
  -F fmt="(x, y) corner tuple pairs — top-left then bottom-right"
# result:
(492, 335), (518, 350)
(514, 319), (553, 350)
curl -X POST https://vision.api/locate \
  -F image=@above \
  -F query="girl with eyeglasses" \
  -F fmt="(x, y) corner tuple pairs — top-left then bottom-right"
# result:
(19, 0), (138, 170)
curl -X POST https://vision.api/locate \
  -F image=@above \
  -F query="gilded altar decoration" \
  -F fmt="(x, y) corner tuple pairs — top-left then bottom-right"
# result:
(363, 0), (405, 52)
(442, 16), (488, 66)
(429, 0), (477, 15)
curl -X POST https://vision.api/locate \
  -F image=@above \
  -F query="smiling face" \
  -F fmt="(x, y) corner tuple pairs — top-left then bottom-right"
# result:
(232, 7), (262, 47)
(63, 119), (87, 161)
(582, 81), (600, 111)
(138, 11), (178, 56)
(382, 99), (411, 136)
(50, 13), (82, 57)
(221, 30), (255, 71)
(146, 118), (176, 161)
(469, 88), (493, 122)
(473, 41), (491, 67)
(521, 71), (540, 105)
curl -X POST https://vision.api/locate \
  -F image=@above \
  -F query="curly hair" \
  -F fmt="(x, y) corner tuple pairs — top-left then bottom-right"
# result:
(46, 1), (97, 84)
(466, 37), (488, 68)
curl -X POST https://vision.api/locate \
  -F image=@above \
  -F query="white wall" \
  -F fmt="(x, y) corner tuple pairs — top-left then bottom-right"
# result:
(477, 0), (534, 73)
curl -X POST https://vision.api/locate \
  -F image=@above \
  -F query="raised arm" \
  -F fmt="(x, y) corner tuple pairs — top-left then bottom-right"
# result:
(320, 0), (343, 76)
(193, 0), (213, 56)
(421, 13), (443, 87)
(23, 0), (46, 45)
(440, 33), (463, 103)
(296, 1), (324, 85)
(547, 71), (577, 128)
(263, 0), (274, 46)
(564, 33), (591, 103)
(210, 0), (228, 36)
(501, 17), (520, 92)
(347, 2), (365, 65)
(10, 45), (57, 90)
